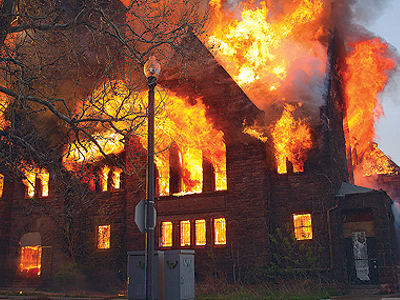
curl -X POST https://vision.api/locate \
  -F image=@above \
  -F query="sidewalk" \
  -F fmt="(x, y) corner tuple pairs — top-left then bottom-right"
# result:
(331, 295), (400, 300)
(0, 289), (123, 300)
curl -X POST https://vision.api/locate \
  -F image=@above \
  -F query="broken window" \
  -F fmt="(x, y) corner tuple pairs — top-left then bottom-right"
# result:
(0, 174), (4, 198)
(19, 232), (42, 278)
(100, 166), (123, 192)
(24, 170), (36, 198)
(214, 218), (226, 245)
(97, 225), (111, 249)
(195, 219), (206, 246)
(293, 213), (313, 240)
(22, 167), (49, 198)
(161, 221), (173, 247)
(112, 167), (122, 190)
(37, 169), (49, 197)
(180, 220), (191, 247)
(101, 166), (110, 192)
(20, 246), (42, 278)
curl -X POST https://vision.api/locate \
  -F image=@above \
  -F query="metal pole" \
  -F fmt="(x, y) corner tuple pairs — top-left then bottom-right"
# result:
(145, 76), (157, 300)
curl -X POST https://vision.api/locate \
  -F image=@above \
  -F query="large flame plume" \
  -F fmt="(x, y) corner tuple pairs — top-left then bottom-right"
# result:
(208, 0), (326, 173)
(208, 0), (326, 109)
(208, 0), (398, 177)
(344, 38), (397, 177)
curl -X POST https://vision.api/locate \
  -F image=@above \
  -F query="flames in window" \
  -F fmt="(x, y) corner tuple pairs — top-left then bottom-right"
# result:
(138, 93), (227, 196)
(271, 104), (312, 174)
(21, 167), (49, 198)
(112, 168), (122, 189)
(97, 225), (111, 249)
(20, 246), (42, 278)
(101, 166), (110, 192)
(180, 220), (190, 247)
(62, 82), (227, 197)
(100, 166), (122, 192)
(293, 213), (313, 240)
(195, 219), (206, 246)
(214, 218), (226, 245)
(0, 174), (4, 198)
(161, 221), (173, 247)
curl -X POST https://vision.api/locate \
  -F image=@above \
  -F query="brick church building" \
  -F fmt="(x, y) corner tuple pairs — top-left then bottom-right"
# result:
(0, 11), (399, 291)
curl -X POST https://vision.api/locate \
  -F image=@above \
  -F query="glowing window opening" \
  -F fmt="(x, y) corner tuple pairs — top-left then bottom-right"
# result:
(195, 219), (206, 246)
(97, 225), (111, 249)
(38, 169), (49, 197)
(0, 174), (4, 198)
(112, 168), (122, 190)
(293, 213), (313, 240)
(214, 218), (226, 245)
(25, 171), (36, 198)
(180, 220), (191, 247)
(100, 166), (110, 192)
(161, 221), (173, 247)
(22, 168), (50, 198)
(20, 245), (42, 278)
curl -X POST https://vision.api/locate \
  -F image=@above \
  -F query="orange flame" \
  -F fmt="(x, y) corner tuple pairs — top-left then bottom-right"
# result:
(208, 0), (325, 106)
(344, 38), (396, 176)
(20, 246), (42, 278)
(208, 0), (324, 170)
(63, 81), (227, 196)
(360, 143), (398, 177)
(21, 166), (49, 198)
(138, 92), (227, 196)
(271, 104), (312, 174)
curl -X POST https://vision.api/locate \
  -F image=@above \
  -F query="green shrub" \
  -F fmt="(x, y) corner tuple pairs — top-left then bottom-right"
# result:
(245, 226), (324, 284)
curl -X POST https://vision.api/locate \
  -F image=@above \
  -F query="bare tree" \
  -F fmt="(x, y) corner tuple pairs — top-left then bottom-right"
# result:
(0, 0), (209, 280)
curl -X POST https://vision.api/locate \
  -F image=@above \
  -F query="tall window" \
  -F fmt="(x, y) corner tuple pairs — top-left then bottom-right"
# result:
(20, 232), (42, 279)
(25, 170), (36, 198)
(0, 174), (4, 198)
(101, 166), (110, 192)
(22, 168), (49, 198)
(112, 168), (122, 190)
(37, 169), (49, 197)
(161, 221), (173, 247)
(214, 218), (226, 245)
(20, 246), (42, 278)
(97, 225), (111, 249)
(293, 213), (313, 240)
(195, 219), (206, 246)
(180, 220), (191, 246)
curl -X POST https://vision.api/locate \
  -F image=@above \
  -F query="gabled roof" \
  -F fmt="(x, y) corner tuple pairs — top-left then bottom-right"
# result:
(160, 28), (264, 137)
(336, 182), (374, 197)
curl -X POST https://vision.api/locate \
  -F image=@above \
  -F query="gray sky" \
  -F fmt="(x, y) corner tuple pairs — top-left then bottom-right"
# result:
(366, 0), (400, 164)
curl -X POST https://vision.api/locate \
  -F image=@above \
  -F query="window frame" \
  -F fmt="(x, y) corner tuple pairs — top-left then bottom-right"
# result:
(179, 220), (191, 247)
(292, 213), (313, 241)
(194, 219), (207, 247)
(160, 221), (173, 248)
(213, 217), (227, 246)
(97, 224), (111, 250)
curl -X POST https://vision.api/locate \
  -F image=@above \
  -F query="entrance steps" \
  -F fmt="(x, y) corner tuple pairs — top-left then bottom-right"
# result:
(1, 279), (39, 292)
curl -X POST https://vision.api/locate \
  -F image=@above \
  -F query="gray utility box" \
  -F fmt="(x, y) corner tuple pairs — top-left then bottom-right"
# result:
(163, 250), (195, 300)
(127, 251), (164, 300)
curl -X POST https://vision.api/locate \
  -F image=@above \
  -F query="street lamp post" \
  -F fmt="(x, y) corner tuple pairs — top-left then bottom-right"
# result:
(143, 56), (161, 300)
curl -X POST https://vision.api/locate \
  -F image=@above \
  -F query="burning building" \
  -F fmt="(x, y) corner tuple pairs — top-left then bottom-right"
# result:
(0, 0), (399, 291)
